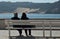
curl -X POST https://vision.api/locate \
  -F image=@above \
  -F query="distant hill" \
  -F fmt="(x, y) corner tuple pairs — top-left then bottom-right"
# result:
(46, 1), (60, 14)
(0, 2), (51, 13)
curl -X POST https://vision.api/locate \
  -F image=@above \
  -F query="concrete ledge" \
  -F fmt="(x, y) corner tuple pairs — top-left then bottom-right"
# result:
(10, 36), (60, 39)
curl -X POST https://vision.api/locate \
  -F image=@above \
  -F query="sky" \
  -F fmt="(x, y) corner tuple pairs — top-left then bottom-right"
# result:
(0, 0), (59, 3)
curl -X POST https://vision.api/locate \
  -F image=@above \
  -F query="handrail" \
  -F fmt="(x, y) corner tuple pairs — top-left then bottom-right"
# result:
(5, 20), (60, 39)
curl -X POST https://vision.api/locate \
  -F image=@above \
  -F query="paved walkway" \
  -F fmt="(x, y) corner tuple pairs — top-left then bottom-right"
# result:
(0, 30), (60, 39)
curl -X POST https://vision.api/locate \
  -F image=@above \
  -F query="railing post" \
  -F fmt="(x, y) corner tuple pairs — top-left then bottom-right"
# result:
(50, 26), (52, 37)
(7, 20), (11, 39)
(8, 25), (10, 39)
(43, 20), (45, 37)
(43, 26), (45, 37)
(49, 21), (52, 37)
(5, 20), (10, 39)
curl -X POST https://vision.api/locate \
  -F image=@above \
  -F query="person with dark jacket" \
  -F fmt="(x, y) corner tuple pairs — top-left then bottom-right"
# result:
(11, 13), (22, 36)
(21, 12), (31, 36)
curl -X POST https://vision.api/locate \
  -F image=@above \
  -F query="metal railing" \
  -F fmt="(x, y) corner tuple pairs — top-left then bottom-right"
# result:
(5, 20), (60, 39)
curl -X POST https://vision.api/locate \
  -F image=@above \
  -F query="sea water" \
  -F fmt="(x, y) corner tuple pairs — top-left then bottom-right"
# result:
(0, 13), (60, 19)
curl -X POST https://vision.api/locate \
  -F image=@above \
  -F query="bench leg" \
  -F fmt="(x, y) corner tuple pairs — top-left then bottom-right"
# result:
(8, 29), (10, 39)
(46, 37), (49, 39)
(53, 38), (56, 39)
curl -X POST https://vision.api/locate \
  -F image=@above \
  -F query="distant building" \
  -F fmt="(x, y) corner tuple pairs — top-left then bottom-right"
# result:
(28, 9), (39, 13)
(14, 8), (30, 13)
(14, 7), (39, 13)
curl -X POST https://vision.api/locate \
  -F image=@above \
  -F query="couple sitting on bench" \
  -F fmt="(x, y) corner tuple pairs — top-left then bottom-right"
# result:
(11, 12), (35, 36)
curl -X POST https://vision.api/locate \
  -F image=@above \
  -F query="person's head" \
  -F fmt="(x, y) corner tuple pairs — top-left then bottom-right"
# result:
(22, 12), (26, 16)
(21, 12), (27, 18)
(14, 12), (18, 17)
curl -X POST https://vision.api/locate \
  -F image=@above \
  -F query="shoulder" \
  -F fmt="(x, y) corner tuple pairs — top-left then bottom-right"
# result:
(26, 17), (29, 19)
(11, 17), (20, 20)
(17, 18), (20, 20)
(11, 17), (14, 19)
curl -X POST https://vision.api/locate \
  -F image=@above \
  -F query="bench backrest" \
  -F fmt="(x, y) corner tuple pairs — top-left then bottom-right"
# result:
(5, 20), (60, 37)
(0, 19), (7, 28)
(5, 20), (60, 27)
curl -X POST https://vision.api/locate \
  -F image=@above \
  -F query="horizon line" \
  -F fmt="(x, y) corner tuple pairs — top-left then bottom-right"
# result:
(0, 1), (58, 3)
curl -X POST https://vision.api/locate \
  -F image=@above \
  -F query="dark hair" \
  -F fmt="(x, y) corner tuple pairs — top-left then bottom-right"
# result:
(14, 13), (18, 17)
(21, 12), (28, 19)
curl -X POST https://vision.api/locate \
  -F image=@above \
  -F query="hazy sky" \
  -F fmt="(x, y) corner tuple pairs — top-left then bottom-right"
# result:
(0, 0), (59, 3)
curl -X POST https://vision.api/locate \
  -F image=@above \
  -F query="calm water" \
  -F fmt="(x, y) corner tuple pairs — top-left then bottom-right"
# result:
(0, 13), (60, 19)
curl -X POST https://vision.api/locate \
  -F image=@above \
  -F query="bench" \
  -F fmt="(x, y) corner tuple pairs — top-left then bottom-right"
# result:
(5, 20), (60, 39)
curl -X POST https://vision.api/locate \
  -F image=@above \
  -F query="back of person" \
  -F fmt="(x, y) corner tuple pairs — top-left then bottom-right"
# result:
(21, 13), (35, 28)
(11, 13), (20, 27)
(11, 17), (20, 20)
(21, 12), (32, 36)
(21, 13), (29, 28)
(21, 13), (29, 20)
(11, 13), (22, 36)
(11, 13), (20, 20)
